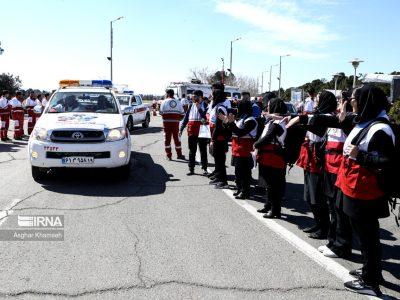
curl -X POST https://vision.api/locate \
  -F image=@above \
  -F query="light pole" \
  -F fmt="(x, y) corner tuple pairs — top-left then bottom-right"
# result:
(349, 58), (364, 88)
(229, 37), (241, 73)
(261, 70), (269, 94)
(278, 54), (290, 97)
(333, 73), (341, 96)
(221, 57), (225, 84)
(108, 16), (124, 82)
(269, 64), (279, 92)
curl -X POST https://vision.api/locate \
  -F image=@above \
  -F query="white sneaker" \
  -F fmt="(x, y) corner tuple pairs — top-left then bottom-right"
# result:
(323, 247), (339, 258)
(318, 245), (329, 253)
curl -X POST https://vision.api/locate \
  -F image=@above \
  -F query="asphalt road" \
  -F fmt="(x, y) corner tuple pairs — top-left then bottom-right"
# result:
(0, 115), (398, 299)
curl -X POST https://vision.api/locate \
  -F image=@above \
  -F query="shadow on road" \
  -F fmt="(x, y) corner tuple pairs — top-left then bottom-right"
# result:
(130, 126), (163, 135)
(0, 140), (28, 153)
(39, 151), (177, 198)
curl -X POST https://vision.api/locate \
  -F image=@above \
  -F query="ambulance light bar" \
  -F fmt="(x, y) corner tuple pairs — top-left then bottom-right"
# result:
(123, 90), (134, 95)
(59, 80), (113, 88)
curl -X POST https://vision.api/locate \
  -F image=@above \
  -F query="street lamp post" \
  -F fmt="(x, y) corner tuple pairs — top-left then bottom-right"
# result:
(349, 58), (364, 88)
(221, 57), (225, 84)
(333, 73), (341, 96)
(269, 64), (279, 92)
(109, 16), (124, 82)
(229, 37), (241, 73)
(278, 54), (290, 97)
(261, 70), (269, 94)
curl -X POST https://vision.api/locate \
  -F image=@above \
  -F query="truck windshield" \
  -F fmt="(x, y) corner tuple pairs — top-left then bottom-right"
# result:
(47, 92), (119, 114)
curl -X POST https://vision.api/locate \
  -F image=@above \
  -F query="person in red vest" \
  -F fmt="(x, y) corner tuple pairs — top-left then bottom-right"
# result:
(159, 89), (185, 160)
(24, 91), (40, 134)
(207, 82), (230, 189)
(254, 98), (288, 217)
(8, 91), (25, 140)
(221, 99), (257, 199)
(179, 90), (209, 176)
(0, 90), (11, 141)
(289, 91), (338, 239)
(335, 85), (394, 297)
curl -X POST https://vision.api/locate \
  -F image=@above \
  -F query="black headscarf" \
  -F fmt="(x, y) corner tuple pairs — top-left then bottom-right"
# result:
(262, 92), (276, 109)
(269, 98), (287, 115)
(237, 100), (253, 118)
(211, 82), (226, 108)
(314, 90), (337, 114)
(355, 85), (388, 123)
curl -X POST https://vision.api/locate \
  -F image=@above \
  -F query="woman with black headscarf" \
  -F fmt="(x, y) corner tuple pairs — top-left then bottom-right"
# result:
(254, 98), (288, 218)
(335, 85), (394, 297)
(207, 82), (230, 189)
(220, 99), (258, 199)
(288, 91), (338, 239)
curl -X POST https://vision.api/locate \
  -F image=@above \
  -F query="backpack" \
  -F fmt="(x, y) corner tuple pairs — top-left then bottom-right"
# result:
(353, 118), (400, 226)
(283, 124), (307, 166)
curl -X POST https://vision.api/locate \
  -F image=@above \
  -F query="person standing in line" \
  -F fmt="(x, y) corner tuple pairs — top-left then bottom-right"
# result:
(8, 91), (25, 140)
(0, 90), (11, 141)
(179, 90), (209, 176)
(335, 85), (394, 297)
(159, 89), (185, 161)
(24, 91), (40, 134)
(254, 98), (288, 218)
(208, 82), (229, 189)
(288, 91), (338, 239)
(221, 99), (257, 199)
(304, 88), (317, 113)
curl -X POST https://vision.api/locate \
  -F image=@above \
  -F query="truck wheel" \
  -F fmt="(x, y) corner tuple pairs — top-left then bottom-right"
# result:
(32, 166), (48, 182)
(127, 116), (134, 132)
(142, 113), (150, 128)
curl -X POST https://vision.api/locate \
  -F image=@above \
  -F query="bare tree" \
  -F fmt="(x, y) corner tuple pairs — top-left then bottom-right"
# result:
(188, 67), (213, 84)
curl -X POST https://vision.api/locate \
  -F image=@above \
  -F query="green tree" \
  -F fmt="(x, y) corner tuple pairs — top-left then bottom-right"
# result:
(0, 73), (22, 94)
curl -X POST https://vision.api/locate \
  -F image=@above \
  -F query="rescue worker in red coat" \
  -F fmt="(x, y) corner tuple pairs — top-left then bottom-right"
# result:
(208, 82), (230, 189)
(221, 99), (257, 199)
(301, 91), (356, 258)
(8, 91), (25, 140)
(159, 89), (185, 160)
(0, 90), (11, 141)
(24, 91), (40, 134)
(152, 99), (157, 116)
(179, 90), (209, 176)
(290, 91), (338, 239)
(335, 85), (394, 297)
(254, 98), (288, 218)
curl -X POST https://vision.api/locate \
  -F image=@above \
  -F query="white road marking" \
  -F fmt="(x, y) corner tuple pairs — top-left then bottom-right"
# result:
(0, 198), (23, 227)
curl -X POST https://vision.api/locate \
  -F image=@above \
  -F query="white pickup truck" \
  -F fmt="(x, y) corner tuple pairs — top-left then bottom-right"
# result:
(115, 92), (150, 131)
(28, 80), (131, 181)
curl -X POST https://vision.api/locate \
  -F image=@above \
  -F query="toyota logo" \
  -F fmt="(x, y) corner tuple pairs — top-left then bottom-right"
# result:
(71, 132), (84, 139)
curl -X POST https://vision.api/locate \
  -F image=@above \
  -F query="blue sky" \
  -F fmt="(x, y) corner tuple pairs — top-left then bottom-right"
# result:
(0, 0), (399, 94)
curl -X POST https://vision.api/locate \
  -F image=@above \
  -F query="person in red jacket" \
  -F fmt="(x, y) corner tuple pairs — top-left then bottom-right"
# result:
(288, 91), (338, 239)
(9, 91), (25, 140)
(336, 85), (394, 297)
(254, 98), (288, 218)
(0, 90), (11, 141)
(179, 90), (209, 175)
(222, 99), (257, 199)
(159, 89), (185, 160)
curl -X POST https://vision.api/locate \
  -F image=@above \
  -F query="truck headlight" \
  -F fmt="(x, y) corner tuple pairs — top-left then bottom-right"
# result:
(106, 127), (126, 141)
(32, 127), (49, 141)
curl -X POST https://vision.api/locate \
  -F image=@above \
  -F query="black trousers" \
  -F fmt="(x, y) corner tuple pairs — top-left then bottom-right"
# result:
(213, 140), (227, 183)
(350, 217), (382, 285)
(259, 166), (286, 213)
(188, 136), (208, 171)
(304, 171), (329, 231)
(233, 156), (253, 194)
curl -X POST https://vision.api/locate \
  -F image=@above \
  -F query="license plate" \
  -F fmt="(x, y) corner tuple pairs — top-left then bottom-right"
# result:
(61, 157), (94, 165)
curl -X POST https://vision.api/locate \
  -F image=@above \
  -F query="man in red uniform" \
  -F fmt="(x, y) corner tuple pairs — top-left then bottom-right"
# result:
(9, 91), (25, 140)
(0, 90), (11, 141)
(24, 91), (40, 134)
(159, 89), (185, 160)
